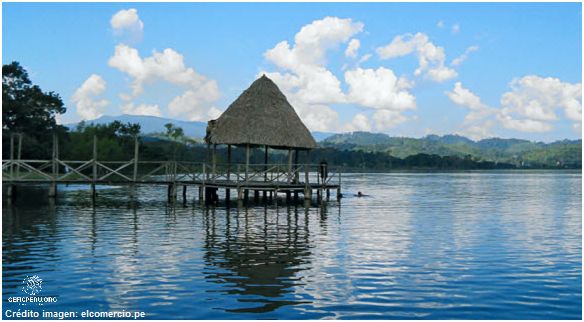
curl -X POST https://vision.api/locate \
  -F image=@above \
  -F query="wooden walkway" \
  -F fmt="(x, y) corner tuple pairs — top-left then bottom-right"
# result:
(2, 134), (341, 204)
(2, 159), (341, 203)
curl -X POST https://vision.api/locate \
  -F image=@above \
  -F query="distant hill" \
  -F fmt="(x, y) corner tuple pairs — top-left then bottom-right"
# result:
(322, 131), (581, 168)
(66, 116), (580, 168)
(67, 115), (336, 141)
(66, 115), (208, 138)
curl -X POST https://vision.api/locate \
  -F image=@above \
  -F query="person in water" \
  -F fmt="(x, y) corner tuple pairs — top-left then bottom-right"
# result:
(356, 191), (368, 197)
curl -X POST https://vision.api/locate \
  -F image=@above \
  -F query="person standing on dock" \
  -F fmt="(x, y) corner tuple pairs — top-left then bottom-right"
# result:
(319, 160), (328, 183)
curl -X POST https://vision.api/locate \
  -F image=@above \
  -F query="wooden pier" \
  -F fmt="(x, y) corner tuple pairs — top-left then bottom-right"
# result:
(2, 135), (341, 205)
(3, 76), (344, 205)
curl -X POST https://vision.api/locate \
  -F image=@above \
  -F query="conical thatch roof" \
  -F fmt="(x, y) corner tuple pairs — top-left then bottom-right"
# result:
(205, 75), (317, 150)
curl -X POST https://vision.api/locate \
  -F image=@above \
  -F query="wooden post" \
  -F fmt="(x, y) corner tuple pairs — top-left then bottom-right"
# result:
(10, 133), (14, 180)
(198, 186), (204, 203)
(212, 144), (217, 182)
(294, 149), (299, 182)
(337, 170), (342, 200)
(263, 145), (268, 199)
(16, 133), (23, 178)
(91, 135), (97, 200)
(182, 185), (187, 203)
(48, 133), (57, 198)
(304, 164), (311, 200)
(168, 183), (177, 202)
(254, 190), (259, 203)
(245, 144), (250, 181)
(226, 144), (231, 201)
(133, 135), (139, 182)
(287, 148), (292, 183)
(55, 133), (59, 179)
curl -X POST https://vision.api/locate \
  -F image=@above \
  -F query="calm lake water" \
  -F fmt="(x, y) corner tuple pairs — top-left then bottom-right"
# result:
(3, 171), (582, 319)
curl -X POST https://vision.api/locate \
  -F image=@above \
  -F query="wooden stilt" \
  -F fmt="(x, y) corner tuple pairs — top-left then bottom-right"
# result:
(17, 134), (22, 179)
(9, 134), (14, 180)
(226, 144), (231, 201)
(212, 144), (217, 181)
(254, 190), (259, 202)
(245, 144), (250, 181)
(6, 184), (15, 200)
(294, 149), (299, 182)
(171, 183), (178, 202)
(287, 148), (292, 183)
(182, 185), (187, 202)
(48, 183), (57, 198)
(133, 135), (139, 182)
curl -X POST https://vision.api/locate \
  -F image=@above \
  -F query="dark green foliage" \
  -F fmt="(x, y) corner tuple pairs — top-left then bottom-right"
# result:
(3, 62), (66, 158)
(322, 132), (581, 169)
(60, 121), (141, 161)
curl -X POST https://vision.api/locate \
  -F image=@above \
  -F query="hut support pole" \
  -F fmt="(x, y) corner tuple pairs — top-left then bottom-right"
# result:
(304, 164), (311, 200)
(226, 145), (231, 203)
(245, 144), (250, 182)
(212, 144), (217, 182)
(287, 148), (292, 183)
(263, 145), (268, 200)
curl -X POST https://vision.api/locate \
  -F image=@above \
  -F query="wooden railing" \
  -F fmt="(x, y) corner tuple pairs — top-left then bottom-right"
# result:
(2, 159), (341, 187)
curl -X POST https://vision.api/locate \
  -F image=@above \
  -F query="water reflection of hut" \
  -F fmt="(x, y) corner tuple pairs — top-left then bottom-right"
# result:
(204, 75), (324, 203)
(202, 206), (313, 313)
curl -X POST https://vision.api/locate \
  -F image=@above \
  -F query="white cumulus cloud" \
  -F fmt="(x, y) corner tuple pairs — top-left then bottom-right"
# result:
(343, 113), (372, 132)
(73, 74), (109, 120)
(261, 17), (365, 131)
(376, 32), (457, 82)
(446, 77), (582, 136)
(121, 102), (161, 116)
(111, 8), (144, 41)
(451, 46), (479, 67)
(108, 44), (220, 120)
(344, 67), (416, 111)
(446, 82), (495, 139)
(345, 39), (361, 58)
(498, 75), (581, 132)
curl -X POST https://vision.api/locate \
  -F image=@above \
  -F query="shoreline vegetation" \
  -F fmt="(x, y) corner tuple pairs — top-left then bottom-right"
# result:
(5, 120), (580, 171)
(3, 61), (581, 171)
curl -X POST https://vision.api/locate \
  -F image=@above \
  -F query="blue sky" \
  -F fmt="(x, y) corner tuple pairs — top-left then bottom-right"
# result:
(3, 2), (582, 141)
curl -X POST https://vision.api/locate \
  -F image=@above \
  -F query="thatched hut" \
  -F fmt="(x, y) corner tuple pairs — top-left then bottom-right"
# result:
(205, 75), (316, 150)
(205, 75), (316, 182)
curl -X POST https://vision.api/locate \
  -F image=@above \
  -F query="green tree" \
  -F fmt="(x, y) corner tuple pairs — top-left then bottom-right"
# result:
(3, 62), (66, 158)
